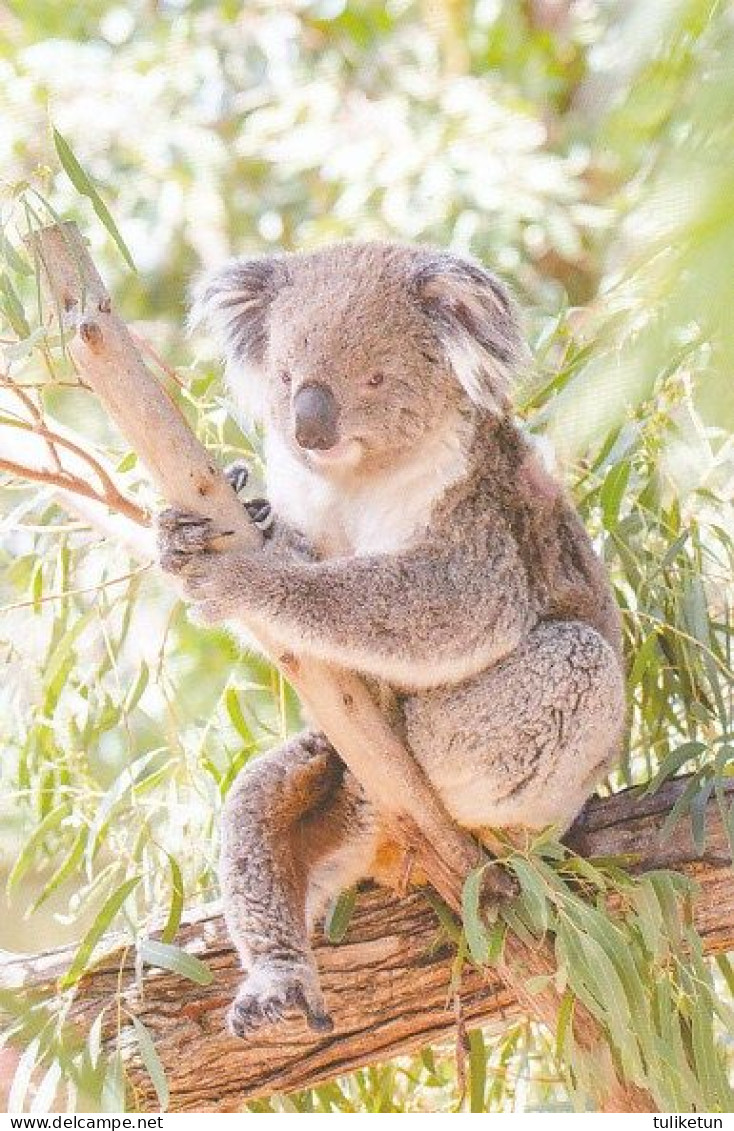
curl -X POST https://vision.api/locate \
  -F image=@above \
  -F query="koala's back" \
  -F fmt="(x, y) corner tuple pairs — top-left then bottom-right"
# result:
(466, 417), (623, 657)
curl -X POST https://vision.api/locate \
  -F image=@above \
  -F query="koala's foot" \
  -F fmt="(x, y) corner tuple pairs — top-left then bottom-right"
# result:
(227, 960), (333, 1039)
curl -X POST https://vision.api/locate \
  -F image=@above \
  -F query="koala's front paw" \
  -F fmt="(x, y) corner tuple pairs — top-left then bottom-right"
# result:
(156, 507), (218, 576)
(227, 961), (333, 1040)
(156, 507), (245, 623)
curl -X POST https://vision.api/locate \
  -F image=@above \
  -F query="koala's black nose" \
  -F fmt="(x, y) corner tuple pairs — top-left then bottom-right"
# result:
(293, 383), (340, 451)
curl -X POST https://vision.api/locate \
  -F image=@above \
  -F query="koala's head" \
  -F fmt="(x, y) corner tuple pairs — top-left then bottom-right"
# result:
(192, 242), (526, 476)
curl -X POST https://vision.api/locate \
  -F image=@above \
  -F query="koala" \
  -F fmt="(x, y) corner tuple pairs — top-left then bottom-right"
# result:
(157, 242), (625, 1039)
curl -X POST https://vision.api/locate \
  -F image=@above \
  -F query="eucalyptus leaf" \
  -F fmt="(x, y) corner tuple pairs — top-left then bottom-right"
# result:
(138, 939), (213, 986)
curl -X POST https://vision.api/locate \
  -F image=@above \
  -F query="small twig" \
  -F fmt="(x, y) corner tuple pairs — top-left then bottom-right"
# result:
(0, 377), (90, 391)
(0, 455), (149, 527)
(1, 374), (63, 471)
(0, 404), (149, 525)
(1, 415), (128, 499)
(0, 564), (151, 614)
(454, 992), (469, 1106)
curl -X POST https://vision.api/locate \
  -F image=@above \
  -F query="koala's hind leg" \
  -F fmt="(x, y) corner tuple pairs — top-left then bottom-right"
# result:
(220, 732), (377, 1038)
(403, 620), (626, 837)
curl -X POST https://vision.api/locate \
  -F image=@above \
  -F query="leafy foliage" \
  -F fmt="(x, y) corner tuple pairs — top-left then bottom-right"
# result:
(1, 0), (733, 1114)
(463, 845), (734, 1111)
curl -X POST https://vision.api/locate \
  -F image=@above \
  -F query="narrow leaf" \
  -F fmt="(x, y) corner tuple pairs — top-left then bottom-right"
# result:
(131, 1017), (169, 1110)
(53, 128), (136, 271)
(60, 875), (141, 988)
(325, 888), (357, 944)
(138, 939), (213, 986)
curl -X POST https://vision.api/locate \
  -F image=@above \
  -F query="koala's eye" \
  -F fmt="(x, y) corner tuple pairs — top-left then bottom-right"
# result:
(366, 371), (385, 389)
(280, 369), (292, 387)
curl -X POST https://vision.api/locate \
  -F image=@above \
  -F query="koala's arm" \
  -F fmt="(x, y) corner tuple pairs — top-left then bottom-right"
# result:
(162, 514), (533, 688)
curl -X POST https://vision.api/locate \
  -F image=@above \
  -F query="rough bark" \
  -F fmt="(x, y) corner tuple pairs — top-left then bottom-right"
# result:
(3, 776), (732, 1112)
(22, 220), (657, 1110)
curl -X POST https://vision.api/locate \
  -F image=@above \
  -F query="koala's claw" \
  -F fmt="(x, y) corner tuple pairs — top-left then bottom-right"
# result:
(245, 497), (274, 534)
(224, 459), (250, 497)
(224, 460), (273, 534)
(291, 988), (335, 1034)
(227, 963), (333, 1040)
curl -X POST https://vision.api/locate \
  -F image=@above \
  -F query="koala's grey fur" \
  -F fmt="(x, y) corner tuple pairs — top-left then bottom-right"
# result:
(158, 242), (625, 1038)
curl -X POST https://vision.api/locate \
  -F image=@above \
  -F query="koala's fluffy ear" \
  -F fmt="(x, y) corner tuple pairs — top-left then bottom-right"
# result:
(189, 255), (290, 421)
(414, 254), (527, 414)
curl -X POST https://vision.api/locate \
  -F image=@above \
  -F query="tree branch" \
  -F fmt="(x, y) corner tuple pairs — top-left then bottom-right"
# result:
(0, 454), (148, 527)
(0, 383), (149, 527)
(3, 777), (730, 1112)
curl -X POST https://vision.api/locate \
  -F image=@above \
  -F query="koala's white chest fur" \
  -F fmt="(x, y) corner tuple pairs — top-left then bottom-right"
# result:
(265, 422), (469, 559)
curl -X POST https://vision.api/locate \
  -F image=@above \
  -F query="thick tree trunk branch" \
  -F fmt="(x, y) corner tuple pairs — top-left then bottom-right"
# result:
(22, 221), (654, 1110)
(3, 777), (731, 1112)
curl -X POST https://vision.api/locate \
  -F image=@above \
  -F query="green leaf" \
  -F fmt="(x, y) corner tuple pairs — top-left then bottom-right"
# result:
(161, 854), (184, 945)
(511, 857), (550, 935)
(138, 939), (213, 986)
(6, 803), (68, 899)
(4, 325), (48, 362)
(85, 749), (162, 871)
(525, 974), (553, 994)
(30, 1059), (61, 1115)
(628, 631), (660, 689)
(500, 903), (540, 949)
(486, 920), (506, 965)
(43, 607), (97, 702)
(555, 989), (575, 1063)
(630, 877), (664, 955)
(52, 128), (136, 272)
(101, 1052), (126, 1112)
(123, 662), (149, 715)
(715, 954), (734, 999)
(324, 887), (357, 944)
(462, 865), (491, 964)
(130, 1017), (169, 1110)
(642, 742), (705, 795)
(0, 229), (31, 276)
(421, 888), (462, 943)
(8, 1036), (40, 1113)
(31, 824), (88, 913)
(0, 271), (30, 338)
(60, 875), (142, 988)
(30, 559), (43, 615)
(690, 777), (713, 855)
(115, 451), (138, 473)
(467, 1028), (486, 1112)
(660, 775), (705, 839)
(86, 1009), (106, 1070)
(600, 460), (630, 529)
(225, 687), (253, 743)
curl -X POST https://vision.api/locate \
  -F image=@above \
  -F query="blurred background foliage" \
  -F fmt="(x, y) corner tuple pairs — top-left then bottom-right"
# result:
(0, 0), (732, 1114)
